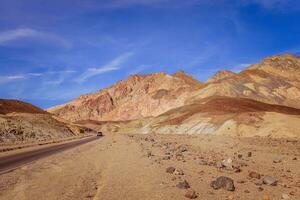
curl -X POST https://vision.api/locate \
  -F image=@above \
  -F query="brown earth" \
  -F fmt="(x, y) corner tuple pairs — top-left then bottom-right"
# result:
(0, 100), (94, 146)
(0, 132), (299, 200)
(0, 99), (47, 115)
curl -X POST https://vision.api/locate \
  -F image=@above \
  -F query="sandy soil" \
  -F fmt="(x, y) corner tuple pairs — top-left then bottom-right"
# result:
(0, 133), (299, 200)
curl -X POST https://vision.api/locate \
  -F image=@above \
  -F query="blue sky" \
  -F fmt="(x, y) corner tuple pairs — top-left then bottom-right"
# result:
(0, 0), (300, 108)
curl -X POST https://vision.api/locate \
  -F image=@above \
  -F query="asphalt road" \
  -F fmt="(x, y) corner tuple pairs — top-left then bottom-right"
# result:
(0, 136), (100, 174)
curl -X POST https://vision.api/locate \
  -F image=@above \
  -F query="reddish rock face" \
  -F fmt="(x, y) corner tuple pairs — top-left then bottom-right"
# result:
(48, 54), (300, 122)
(47, 71), (201, 122)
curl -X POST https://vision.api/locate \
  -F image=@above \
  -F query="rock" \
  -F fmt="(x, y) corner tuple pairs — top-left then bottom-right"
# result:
(216, 161), (223, 168)
(174, 169), (184, 175)
(247, 152), (252, 157)
(162, 155), (171, 160)
(185, 189), (197, 199)
(262, 195), (270, 200)
(166, 166), (176, 174)
(292, 157), (297, 160)
(227, 195), (234, 200)
(221, 158), (233, 170)
(258, 186), (264, 191)
(238, 154), (243, 159)
(177, 145), (188, 153)
(244, 189), (250, 193)
(176, 180), (190, 189)
(273, 157), (282, 163)
(281, 194), (290, 200)
(262, 176), (277, 186)
(147, 151), (152, 157)
(249, 171), (261, 179)
(210, 176), (235, 191)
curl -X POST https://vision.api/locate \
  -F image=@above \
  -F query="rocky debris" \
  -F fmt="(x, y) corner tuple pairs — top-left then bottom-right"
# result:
(166, 166), (176, 174)
(210, 176), (235, 191)
(185, 189), (197, 199)
(176, 180), (190, 189)
(249, 171), (261, 179)
(262, 176), (277, 186)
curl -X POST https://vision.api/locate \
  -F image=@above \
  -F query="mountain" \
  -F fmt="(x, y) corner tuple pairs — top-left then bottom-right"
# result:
(48, 71), (202, 122)
(48, 54), (300, 138)
(189, 54), (300, 109)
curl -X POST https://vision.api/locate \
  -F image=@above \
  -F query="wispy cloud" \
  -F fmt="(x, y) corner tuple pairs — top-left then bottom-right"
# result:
(0, 70), (77, 86)
(75, 52), (134, 83)
(0, 75), (26, 84)
(0, 28), (71, 48)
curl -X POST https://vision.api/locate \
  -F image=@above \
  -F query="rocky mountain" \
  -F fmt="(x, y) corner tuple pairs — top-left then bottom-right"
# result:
(48, 54), (300, 130)
(189, 54), (300, 109)
(48, 71), (202, 122)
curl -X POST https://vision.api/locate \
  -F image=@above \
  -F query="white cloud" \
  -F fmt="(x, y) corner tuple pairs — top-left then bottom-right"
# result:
(75, 52), (134, 83)
(0, 75), (26, 84)
(0, 28), (71, 48)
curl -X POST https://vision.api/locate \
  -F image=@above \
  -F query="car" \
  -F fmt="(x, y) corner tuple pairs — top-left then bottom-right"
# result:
(97, 132), (103, 137)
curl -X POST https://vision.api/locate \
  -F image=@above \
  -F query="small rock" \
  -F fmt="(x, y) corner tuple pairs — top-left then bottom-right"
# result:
(227, 195), (234, 200)
(258, 186), (264, 191)
(262, 176), (277, 186)
(244, 190), (250, 193)
(147, 151), (152, 157)
(166, 166), (176, 174)
(273, 157), (282, 163)
(222, 158), (233, 170)
(281, 194), (290, 200)
(247, 152), (252, 157)
(238, 154), (243, 159)
(176, 180), (190, 189)
(262, 195), (270, 200)
(162, 155), (171, 160)
(210, 176), (235, 191)
(249, 171), (261, 179)
(185, 189), (197, 199)
(292, 157), (297, 160)
(174, 168), (184, 175)
(216, 161), (223, 168)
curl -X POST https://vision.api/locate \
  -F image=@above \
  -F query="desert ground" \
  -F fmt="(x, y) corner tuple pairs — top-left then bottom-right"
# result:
(0, 132), (299, 200)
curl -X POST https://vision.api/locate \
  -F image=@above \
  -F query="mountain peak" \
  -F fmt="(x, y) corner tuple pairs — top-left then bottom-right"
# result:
(206, 70), (236, 83)
(173, 70), (202, 87)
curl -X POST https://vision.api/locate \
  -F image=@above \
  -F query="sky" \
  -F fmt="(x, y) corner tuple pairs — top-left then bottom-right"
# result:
(0, 0), (300, 109)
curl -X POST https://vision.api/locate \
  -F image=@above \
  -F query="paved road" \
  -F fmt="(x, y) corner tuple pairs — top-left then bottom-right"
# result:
(0, 136), (100, 174)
